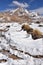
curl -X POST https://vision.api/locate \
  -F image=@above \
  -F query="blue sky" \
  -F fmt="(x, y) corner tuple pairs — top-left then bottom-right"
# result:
(0, 0), (43, 14)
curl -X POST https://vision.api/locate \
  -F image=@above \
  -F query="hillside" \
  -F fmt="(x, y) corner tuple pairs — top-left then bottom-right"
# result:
(0, 7), (43, 65)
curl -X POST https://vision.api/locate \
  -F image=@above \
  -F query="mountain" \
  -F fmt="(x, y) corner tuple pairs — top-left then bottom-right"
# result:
(0, 7), (43, 23)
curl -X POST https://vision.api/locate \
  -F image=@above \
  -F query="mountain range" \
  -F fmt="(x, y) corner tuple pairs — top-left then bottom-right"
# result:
(0, 7), (43, 23)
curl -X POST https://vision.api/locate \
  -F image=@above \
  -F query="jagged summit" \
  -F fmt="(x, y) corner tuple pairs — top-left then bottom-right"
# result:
(7, 7), (29, 16)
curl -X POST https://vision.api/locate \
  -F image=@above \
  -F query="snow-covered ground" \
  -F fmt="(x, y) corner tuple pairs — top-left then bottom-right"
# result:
(0, 22), (43, 65)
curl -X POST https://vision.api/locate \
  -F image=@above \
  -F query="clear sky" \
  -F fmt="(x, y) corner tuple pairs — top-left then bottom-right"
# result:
(0, 0), (43, 14)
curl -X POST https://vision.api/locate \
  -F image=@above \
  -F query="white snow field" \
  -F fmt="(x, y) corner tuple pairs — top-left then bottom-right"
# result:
(0, 22), (43, 65)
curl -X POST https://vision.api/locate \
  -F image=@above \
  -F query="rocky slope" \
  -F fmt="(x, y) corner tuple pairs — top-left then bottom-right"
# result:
(0, 22), (43, 65)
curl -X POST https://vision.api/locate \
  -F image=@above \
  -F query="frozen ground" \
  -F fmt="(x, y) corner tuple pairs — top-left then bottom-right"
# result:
(0, 22), (43, 65)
